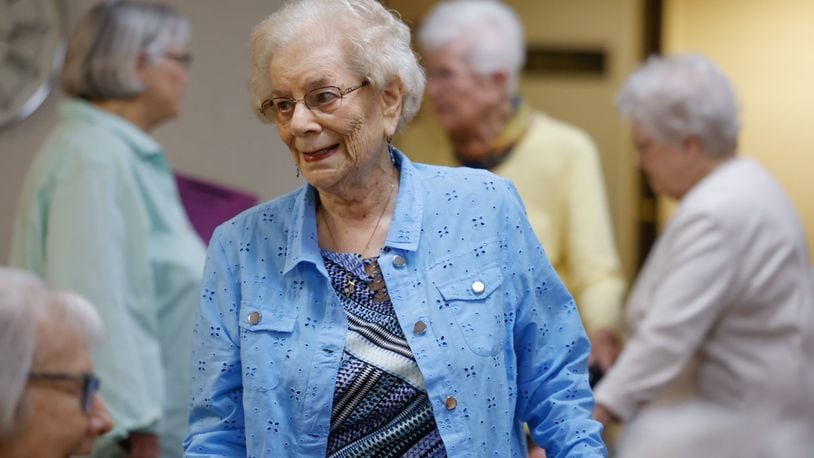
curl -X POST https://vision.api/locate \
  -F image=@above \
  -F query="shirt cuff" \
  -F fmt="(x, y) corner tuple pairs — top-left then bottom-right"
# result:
(593, 380), (638, 422)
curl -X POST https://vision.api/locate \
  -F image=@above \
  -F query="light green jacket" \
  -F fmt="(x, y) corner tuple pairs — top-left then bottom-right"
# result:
(10, 99), (205, 457)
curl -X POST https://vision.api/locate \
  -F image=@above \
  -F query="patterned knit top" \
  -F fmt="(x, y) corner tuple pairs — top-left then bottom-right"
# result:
(322, 250), (447, 458)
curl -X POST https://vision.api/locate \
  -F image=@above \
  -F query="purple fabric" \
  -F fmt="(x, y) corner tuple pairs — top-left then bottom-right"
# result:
(175, 173), (257, 244)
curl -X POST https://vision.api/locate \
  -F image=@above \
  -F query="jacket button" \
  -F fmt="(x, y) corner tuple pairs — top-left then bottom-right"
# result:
(471, 280), (486, 295)
(444, 396), (457, 410)
(247, 311), (261, 325)
(392, 254), (406, 268)
(413, 321), (427, 335)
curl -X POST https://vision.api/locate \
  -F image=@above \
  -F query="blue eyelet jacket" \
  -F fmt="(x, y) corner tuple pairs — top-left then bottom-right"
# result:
(184, 150), (606, 457)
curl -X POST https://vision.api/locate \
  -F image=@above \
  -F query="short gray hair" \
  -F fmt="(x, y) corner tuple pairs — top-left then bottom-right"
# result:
(418, 0), (525, 95)
(0, 269), (103, 438)
(60, 1), (190, 101)
(249, 0), (425, 132)
(617, 54), (740, 157)
(0, 269), (42, 437)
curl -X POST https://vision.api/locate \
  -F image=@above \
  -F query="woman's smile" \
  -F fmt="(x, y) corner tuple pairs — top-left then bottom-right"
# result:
(302, 144), (340, 162)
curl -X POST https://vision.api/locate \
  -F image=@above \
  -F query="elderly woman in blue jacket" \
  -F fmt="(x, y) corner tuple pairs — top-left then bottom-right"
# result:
(184, 1), (605, 456)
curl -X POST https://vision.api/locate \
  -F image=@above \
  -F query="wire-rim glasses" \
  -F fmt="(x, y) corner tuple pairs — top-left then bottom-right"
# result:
(29, 372), (101, 413)
(162, 51), (193, 70)
(259, 80), (369, 123)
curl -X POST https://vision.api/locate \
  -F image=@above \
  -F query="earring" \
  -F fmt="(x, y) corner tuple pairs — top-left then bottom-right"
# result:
(296, 166), (301, 178)
(388, 144), (397, 164)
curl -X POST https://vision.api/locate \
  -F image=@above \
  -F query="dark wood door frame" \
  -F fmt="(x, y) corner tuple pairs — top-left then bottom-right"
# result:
(636, 0), (663, 269)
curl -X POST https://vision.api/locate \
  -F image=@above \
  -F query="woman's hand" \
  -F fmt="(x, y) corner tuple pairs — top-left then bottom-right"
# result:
(593, 404), (619, 427)
(588, 328), (621, 371)
(127, 432), (160, 458)
(528, 443), (548, 458)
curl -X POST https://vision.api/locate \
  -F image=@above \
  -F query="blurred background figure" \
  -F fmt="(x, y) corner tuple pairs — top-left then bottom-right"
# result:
(184, 0), (605, 456)
(9, 2), (204, 457)
(593, 54), (814, 457)
(0, 267), (113, 457)
(416, 0), (626, 375)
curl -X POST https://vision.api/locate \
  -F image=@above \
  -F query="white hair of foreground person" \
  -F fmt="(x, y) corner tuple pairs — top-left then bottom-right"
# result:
(0, 268), (104, 437)
(616, 53), (741, 157)
(249, 0), (426, 132)
(418, 0), (526, 96)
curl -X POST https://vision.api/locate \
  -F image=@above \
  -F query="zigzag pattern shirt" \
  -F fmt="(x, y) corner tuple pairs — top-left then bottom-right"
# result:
(322, 251), (446, 457)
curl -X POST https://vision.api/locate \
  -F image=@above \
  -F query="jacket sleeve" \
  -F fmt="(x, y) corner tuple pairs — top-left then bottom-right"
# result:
(594, 213), (735, 420)
(184, 227), (247, 456)
(43, 160), (162, 441)
(565, 136), (626, 335)
(504, 182), (606, 457)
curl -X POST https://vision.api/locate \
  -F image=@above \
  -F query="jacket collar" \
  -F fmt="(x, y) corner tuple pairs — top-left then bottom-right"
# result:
(386, 147), (424, 251)
(282, 147), (424, 275)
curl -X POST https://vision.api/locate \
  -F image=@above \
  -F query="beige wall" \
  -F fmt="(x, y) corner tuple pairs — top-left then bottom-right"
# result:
(392, 0), (644, 281)
(0, 0), (295, 261)
(663, 0), (814, 260)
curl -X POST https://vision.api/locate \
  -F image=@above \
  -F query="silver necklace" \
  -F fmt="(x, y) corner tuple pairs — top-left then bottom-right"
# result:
(319, 181), (396, 257)
(320, 182), (396, 297)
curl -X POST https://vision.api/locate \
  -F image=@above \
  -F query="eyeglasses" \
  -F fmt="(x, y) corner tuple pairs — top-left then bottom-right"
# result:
(259, 80), (369, 124)
(28, 372), (101, 413)
(162, 52), (193, 69)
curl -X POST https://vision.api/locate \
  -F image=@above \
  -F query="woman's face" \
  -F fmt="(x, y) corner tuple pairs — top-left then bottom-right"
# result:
(138, 43), (191, 127)
(424, 41), (505, 135)
(23, 328), (113, 457)
(632, 123), (694, 199)
(267, 38), (401, 193)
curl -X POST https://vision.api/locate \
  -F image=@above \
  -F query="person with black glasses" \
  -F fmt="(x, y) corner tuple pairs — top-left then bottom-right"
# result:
(9, 2), (205, 457)
(0, 267), (113, 457)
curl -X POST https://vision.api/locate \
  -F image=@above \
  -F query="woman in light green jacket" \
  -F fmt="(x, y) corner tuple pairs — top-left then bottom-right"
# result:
(10, 2), (204, 457)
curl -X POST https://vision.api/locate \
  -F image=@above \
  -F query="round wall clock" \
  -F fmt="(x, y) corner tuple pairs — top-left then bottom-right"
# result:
(0, 0), (64, 131)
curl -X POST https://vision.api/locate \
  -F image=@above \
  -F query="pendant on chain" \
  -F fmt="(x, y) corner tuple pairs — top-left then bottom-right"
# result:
(343, 278), (356, 296)
(365, 260), (389, 304)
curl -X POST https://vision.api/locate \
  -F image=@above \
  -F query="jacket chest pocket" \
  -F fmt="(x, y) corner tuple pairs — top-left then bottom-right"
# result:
(432, 262), (505, 356)
(238, 300), (296, 392)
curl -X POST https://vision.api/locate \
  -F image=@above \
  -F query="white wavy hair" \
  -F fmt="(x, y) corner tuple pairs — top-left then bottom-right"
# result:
(249, 0), (426, 133)
(617, 54), (741, 157)
(0, 269), (103, 438)
(418, 0), (526, 96)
